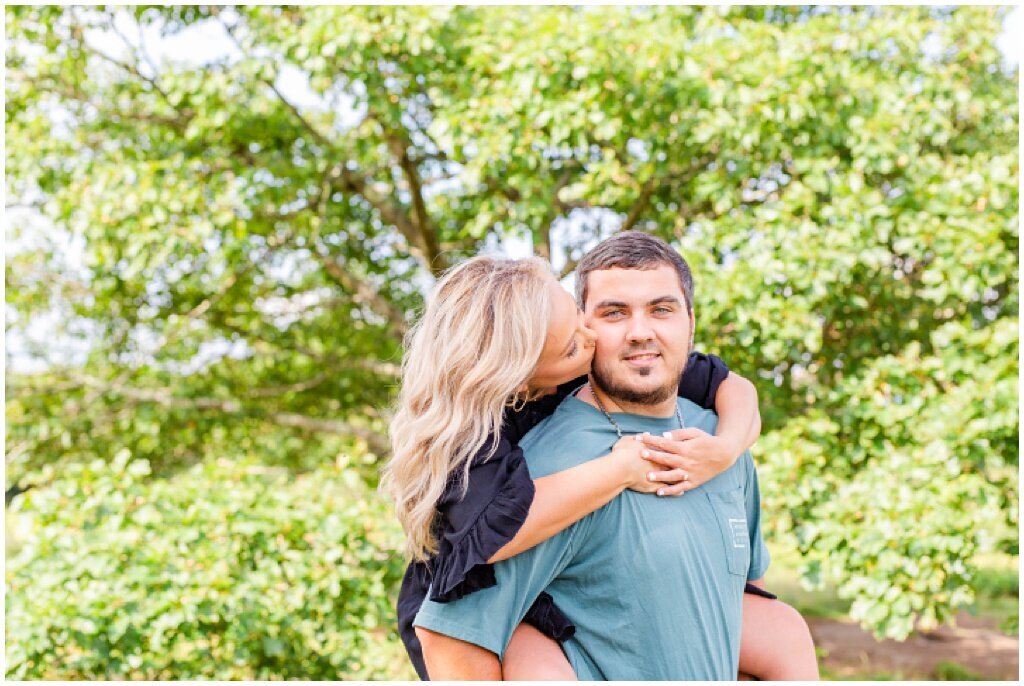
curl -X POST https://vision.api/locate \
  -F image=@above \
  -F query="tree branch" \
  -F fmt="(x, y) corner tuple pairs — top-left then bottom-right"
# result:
(486, 176), (522, 203)
(627, 152), (718, 233)
(216, 10), (444, 274)
(385, 129), (442, 267)
(215, 10), (335, 151)
(621, 176), (657, 232)
(287, 338), (402, 377)
(91, 32), (174, 110)
(267, 412), (390, 455)
(559, 256), (581, 281)
(169, 317), (401, 380)
(330, 164), (445, 273)
(242, 371), (331, 398)
(63, 373), (392, 455)
(132, 12), (162, 79)
(552, 166), (588, 214)
(314, 242), (408, 339)
(535, 167), (581, 263)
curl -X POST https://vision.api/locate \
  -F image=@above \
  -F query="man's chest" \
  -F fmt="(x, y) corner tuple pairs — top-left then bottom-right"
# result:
(571, 486), (744, 585)
(525, 410), (752, 584)
(544, 486), (749, 680)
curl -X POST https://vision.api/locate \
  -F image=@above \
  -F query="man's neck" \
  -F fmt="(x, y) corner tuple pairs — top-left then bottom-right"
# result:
(580, 381), (678, 419)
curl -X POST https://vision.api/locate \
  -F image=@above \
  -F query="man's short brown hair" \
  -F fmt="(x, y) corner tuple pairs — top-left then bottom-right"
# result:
(574, 231), (694, 311)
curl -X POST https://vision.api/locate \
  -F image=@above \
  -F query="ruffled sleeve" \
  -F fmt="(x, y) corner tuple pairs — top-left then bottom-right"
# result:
(522, 591), (576, 642)
(679, 350), (730, 410)
(428, 436), (535, 603)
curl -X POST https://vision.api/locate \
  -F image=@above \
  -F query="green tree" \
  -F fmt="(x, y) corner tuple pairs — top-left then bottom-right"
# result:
(6, 4), (1017, 654)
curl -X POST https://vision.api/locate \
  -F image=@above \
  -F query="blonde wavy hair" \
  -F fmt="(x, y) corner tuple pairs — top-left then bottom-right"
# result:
(382, 256), (553, 562)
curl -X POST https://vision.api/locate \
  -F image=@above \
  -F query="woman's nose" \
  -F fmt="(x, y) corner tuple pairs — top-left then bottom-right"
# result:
(578, 316), (597, 346)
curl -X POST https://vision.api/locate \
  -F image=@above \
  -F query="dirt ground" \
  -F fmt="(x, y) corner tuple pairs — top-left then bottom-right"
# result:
(808, 612), (1019, 680)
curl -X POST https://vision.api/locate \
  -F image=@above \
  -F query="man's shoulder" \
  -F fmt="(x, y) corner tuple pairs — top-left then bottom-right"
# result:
(519, 394), (614, 477)
(518, 412), (558, 450)
(677, 396), (720, 433)
(520, 392), (590, 441)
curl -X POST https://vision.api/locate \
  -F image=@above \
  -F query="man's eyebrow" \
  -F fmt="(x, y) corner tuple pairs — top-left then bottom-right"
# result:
(593, 296), (682, 309)
(648, 295), (682, 307)
(592, 299), (629, 310)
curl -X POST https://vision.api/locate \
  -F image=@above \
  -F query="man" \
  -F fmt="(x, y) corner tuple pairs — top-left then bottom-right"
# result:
(414, 231), (770, 679)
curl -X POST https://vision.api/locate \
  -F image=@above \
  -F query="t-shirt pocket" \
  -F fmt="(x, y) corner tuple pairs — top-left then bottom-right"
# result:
(706, 486), (751, 577)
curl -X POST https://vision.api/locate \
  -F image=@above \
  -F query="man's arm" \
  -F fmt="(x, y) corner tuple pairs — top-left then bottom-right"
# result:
(415, 627), (502, 680)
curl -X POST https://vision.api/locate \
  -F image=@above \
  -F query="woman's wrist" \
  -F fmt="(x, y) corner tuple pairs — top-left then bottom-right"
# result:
(601, 449), (634, 491)
(713, 433), (744, 465)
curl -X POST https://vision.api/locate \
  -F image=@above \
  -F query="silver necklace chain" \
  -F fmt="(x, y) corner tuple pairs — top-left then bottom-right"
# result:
(587, 379), (684, 438)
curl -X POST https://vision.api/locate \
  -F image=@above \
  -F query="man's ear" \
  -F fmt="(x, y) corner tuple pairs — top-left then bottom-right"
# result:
(688, 309), (695, 349)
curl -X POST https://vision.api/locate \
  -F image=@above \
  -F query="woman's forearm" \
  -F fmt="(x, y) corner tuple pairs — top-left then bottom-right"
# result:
(714, 372), (761, 454)
(488, 454), (628, 563)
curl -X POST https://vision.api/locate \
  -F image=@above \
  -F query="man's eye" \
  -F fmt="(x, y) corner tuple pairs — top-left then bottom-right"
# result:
(653, 307), (672, 314)
(603, 310), (624, 318)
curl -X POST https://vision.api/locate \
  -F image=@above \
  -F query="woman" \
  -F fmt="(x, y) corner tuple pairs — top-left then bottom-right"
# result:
(383, 256), (817, 680)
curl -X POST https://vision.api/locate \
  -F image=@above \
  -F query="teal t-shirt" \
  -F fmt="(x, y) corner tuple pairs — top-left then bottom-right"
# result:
(415, 394), (770, 680)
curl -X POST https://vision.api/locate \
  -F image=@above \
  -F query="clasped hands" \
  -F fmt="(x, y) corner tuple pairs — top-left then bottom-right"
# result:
(612, 429), (739, 497)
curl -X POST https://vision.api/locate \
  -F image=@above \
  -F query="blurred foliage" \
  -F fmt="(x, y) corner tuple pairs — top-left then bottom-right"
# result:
(933, 661), (985, 681)
(757, 318), (1018, 638)
(4, 2), (1018, 672)
(969, 561), (1019, 637)
(5, 452), (414, 680)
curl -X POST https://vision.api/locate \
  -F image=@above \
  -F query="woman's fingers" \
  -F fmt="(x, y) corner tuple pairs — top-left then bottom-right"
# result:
(634, 428), (708, 441)
(647, 468), (689, 484)
(638, 433), (685, 453)
(640, 433), (722, 464)
(639, 445), (690, 470)
(656, 481), (689, 497)
(662, 427), (708, 441)
(639, 448), (679, 465)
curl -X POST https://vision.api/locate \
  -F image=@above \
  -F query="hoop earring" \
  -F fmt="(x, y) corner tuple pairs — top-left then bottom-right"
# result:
(506, 389), (527, 412)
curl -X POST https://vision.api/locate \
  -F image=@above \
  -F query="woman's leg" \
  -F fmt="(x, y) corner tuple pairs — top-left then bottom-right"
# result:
(501, 622), (577, 681)
(504, 599), (816, 681)
(739, 594), (819, 680)
(415, 626), (503, 680)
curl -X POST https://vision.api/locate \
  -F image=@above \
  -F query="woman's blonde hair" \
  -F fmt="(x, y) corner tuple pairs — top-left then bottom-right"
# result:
(382, 256), (553, 562)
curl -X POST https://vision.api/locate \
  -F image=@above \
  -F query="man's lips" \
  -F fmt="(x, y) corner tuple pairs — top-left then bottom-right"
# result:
(622, 352), (661, 366)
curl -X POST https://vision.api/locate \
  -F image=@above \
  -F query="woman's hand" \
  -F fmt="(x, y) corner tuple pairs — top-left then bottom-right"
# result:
(608, 435), (686, 495)
(636, 428), (744, 495)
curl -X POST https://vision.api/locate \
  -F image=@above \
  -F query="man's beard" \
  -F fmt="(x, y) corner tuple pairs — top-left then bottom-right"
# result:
(590, 347), (688, 407)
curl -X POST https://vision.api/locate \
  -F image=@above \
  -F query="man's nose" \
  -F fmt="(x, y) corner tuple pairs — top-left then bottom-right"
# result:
(626, 315), (655, 343)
